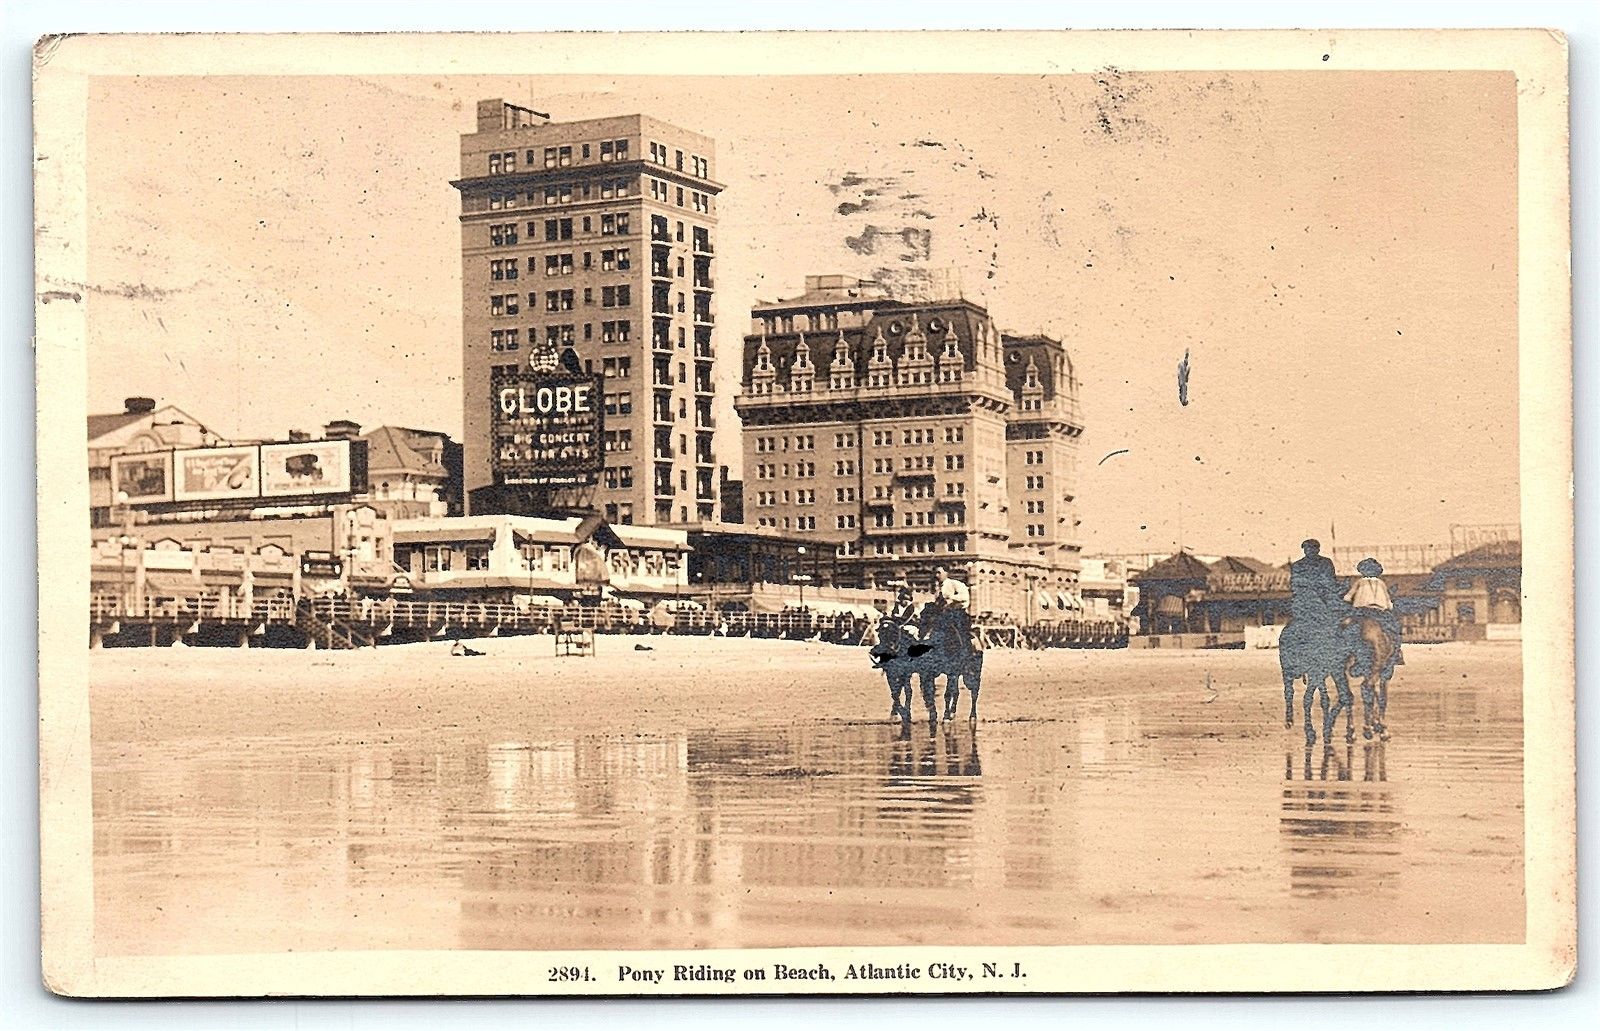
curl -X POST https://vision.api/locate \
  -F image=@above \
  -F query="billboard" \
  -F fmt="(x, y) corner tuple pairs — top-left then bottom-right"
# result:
(261, 440), (353, 497)
(174, 446), (259, 502)
(109, 451), (174, 504)
(490, 369), (604, 487)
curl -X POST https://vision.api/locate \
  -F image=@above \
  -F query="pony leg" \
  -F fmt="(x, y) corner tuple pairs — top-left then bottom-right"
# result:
(1376, 675), (1391, 738)
(1319, 675), (1341, 745)
(1302, 677), (1318, 744)
(920, 671), (939, 728)
(1282, 671), (1296, 728)
(1333, 673), (1355, 744)
(968, 667), (981, 721)
(944, 674), (959, 721)
(1357, 673), (1376, 740)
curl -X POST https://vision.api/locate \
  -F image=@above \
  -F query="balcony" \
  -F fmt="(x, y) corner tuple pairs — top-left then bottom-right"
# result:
(694, 342), (714, 359)
(693, 278), (714, 290)
(694, 311), (715, 326)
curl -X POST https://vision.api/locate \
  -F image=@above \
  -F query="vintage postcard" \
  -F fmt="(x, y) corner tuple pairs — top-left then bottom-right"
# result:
(35, 30), (1573, 996)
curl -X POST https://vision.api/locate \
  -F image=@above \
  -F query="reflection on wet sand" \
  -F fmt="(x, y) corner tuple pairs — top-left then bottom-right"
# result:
(1280, 744), (1401, 899)
(91, 644), (1525, 954)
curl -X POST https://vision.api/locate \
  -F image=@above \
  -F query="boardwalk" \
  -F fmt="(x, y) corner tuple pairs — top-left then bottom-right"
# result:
(90, 593), (1129, 650)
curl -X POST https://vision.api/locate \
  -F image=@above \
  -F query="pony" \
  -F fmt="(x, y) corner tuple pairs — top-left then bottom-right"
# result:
(1278, 615), (1359, 745)
(869, 608), (985, 725)
(1280, 614), (1398, 744)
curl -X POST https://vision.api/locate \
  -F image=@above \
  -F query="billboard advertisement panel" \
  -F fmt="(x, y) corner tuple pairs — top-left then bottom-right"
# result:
(490, 369), (604, 487)
(109, 451), (174, 505)
(173, 446), (259, 502)
(260, 440), (353, 497)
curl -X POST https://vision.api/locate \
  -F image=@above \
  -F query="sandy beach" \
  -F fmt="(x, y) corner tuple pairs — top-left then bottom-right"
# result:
(89, 636), (1524, 955)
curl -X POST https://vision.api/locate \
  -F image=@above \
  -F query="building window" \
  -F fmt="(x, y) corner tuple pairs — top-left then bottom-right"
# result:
(424, 546), (453, 572)
(489, 223), (518, 246)
(490, 329), (520, 352)
(465, 545), (490, 571)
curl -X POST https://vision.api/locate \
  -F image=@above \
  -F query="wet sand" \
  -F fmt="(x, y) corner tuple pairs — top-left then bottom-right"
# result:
(89, 637), (1524, 955)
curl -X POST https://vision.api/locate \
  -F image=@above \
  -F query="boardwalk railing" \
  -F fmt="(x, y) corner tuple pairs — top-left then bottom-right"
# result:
(90, 592), (1130, 650)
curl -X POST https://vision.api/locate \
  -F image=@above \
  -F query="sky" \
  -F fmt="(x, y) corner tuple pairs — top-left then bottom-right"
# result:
(83, 70), (1519, 558)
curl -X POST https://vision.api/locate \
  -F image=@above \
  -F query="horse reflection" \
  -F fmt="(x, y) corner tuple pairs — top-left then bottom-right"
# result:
(887, 722), (983, 781)
(1279, 742), (1399, 898)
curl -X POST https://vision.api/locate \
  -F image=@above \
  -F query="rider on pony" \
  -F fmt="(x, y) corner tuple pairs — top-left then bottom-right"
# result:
(1344, 557), (1404, 676)
(929, 566), (972, 636)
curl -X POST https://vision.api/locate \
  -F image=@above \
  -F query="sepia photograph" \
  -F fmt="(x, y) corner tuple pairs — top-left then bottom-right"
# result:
(34, 29), (1574, 997)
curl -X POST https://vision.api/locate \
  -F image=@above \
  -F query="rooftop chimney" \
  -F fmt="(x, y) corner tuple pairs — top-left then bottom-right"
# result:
(323, 419), (361, 440)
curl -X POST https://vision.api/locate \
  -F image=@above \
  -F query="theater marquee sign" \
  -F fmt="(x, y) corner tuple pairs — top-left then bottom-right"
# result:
(490, 368), (604, 487)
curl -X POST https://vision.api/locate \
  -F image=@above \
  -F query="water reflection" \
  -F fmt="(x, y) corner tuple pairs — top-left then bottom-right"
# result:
(92, 664), (1525, 953)
(1279, 743), (1400, 899)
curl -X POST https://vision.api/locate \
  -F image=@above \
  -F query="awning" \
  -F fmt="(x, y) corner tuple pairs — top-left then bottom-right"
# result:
(1156, 595), (1186, 616)
(609, 525), (691, 551)
(393, 526), (497, 545)
(512, 528), (583, 546)
(1037, 591), (1053, 610)
(142, 574), (205, 598)
(611, 597), (646, 611)
(516, 594), (566, 608)
(419, 574), (571, 591)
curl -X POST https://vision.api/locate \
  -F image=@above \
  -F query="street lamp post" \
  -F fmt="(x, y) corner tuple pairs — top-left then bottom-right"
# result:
(113, 490), (136, 616)
(795, 545), (808, 608)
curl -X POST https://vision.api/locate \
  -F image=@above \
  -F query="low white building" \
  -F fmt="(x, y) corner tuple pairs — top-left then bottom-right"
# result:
(390, 514), (690, 601)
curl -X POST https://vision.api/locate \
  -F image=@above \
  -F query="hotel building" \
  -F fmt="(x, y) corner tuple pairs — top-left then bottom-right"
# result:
(453, 100), (722, 525)
(733, 275), (1085, 617)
